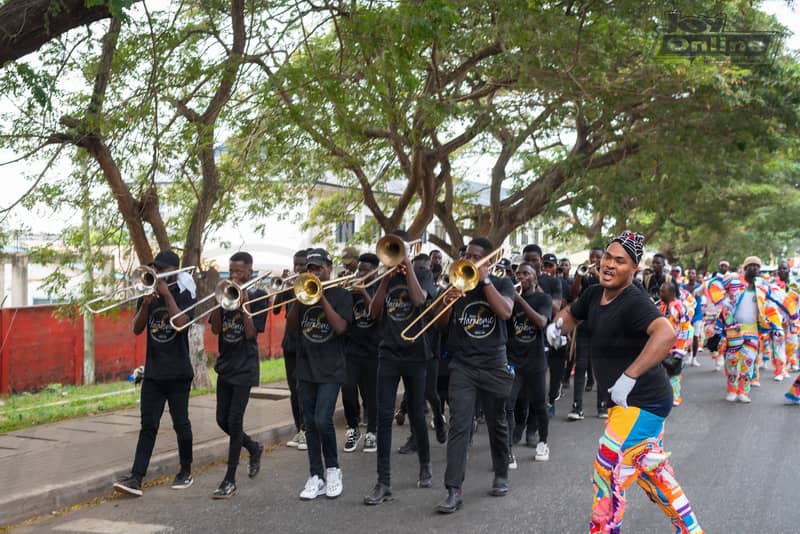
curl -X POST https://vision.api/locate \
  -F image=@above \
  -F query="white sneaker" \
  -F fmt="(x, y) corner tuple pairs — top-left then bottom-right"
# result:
(751, 380), (761, 388)
(737, 394), (752, 403)
(791, 364), (799, 372)
(508, 452), (518, 470)
(691, 357), (701, 367)
(325, 467), (342, 498)
(363, 432), (377, 452)
(535, 441), (550, 462)
(715, 360), (723, 371)
(725, 393), (738, 402)
(296, 430), (308, 450)
(287, 431), (301, 448)
(774, 374), (785, 382)
(299, 475), (326, 500)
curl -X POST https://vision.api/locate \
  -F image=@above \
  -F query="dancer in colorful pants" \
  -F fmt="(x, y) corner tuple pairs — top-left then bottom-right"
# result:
(658, 281), (691, 406)
(549, 230), (702, 534)
(706, 256), (783, 402)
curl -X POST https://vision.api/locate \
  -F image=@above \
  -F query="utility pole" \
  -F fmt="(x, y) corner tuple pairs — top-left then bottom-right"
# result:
(81, 164), (95, 385)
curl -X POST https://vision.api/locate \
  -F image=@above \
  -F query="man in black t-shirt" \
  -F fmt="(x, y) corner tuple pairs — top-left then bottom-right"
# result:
(567, 247), (609, 420)
(549, 231), (702, 534)
(435, 237), (516, 513)
(287, 248), (353, 501)
(505, 262), (552, 469)
(275, 250), (308, 451)
(363, 231), (436, 505)
(207, 252), (268, 499)
(342, 253), (381, 453)
(644, 253), (668, 301)
(113, 250), (197, 497)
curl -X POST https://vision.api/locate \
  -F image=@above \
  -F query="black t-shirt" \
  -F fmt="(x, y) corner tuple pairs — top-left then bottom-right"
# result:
(378, 268), (437, 361)
(274, 290), (299, 354)
(570, 284), (673, 416)
(346, 286), (379, 359)
(645, 272), (667, 301)
(295, 287), (353, 384)
(447, 276), (516, 369)
(212, 288), (267, 387)
(507, 291), (552, 371)
(538, 274), (563, 303)
(137, 288), (196, 381)
(560, 277), (574, 304)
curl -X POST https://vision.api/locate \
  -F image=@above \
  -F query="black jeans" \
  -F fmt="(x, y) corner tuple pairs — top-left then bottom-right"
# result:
(299, 381), (340, 479)
(548, 345), (567, 404)
(284, 351), (304, 432)
(444, 363), (512, 489)
(401, 357), (444, 441)
(132, 378), (193, 479)
(343, 356), (378, 434)
(507, 365), (548, 449)
(573, 332), (608, 411)
(216, 379), (259, 479)
(376, 359), (430, 486)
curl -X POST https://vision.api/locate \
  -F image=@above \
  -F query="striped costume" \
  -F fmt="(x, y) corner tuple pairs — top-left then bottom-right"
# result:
(658, 298), (691, 405)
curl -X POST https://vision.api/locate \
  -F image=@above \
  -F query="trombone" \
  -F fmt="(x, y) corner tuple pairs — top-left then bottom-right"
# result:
(400, 247), (504, 342)
(354, 235), (423, 289)
(245, 272), (359, 317)
(169, 271), (272, 331)
(242, 273), (300, 313)
(85, 265), (196, 314)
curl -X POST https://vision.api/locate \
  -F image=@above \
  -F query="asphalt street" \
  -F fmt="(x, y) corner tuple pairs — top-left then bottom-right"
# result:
(14, 354), (800, 533)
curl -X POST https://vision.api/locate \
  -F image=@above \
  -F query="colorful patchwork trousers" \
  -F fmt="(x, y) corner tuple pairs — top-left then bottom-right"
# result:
(760, 330), (786, 378)
(724, 323), (758, 395)
(590, 406), (702, 534)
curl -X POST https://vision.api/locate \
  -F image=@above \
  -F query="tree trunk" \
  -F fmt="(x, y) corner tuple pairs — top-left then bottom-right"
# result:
(188, 323), (212, 389)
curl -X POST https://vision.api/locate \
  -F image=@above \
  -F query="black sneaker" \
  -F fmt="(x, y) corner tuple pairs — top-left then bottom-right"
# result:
(364, 482), (393, 505)
(567, 409), (585, 421)
(436, 487), (462, 513)
(418, 463), (433, 488)
(525, 431), (537, 448)
(398, 434), (417, 454)
(434, 416), (448, 444)
(113, 475), (143, 497)
(248, 443), (263, 479)
(585, 382), (594, 392)
(597, 402), (608, 419)
(344, 427), (362, 453)
(394, 410), (406, 426)
(511, 424), (524, 445)
(171, 471), (194, 490)
(212, 479), (237, 499)
(489, 475), (509, 497)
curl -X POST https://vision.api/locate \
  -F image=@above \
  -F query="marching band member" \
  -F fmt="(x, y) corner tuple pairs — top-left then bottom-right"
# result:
(364, 230), (436, 505)
(208, 252), (268, 498)
(286, 249), (353, 500)
(113, 250), (197, 497)
(549, 231), (703, 534)
(435, 237), (516, 513)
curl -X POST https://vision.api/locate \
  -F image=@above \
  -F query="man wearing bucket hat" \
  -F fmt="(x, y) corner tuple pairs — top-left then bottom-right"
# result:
(706, 256), (783, 402)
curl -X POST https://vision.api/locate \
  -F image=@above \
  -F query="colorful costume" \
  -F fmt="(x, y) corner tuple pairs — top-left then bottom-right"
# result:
(658, 298), (691, 405)
(591, 406), (703, 534)
(706, 273), (783, 396)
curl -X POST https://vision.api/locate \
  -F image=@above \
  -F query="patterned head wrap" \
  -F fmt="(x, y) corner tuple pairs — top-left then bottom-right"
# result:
(609, 230), (645, 265)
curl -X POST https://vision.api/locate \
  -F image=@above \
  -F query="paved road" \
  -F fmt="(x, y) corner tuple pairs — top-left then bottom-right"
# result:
(14, 355), (800, 533)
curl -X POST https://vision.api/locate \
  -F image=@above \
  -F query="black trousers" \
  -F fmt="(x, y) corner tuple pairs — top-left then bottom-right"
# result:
(216, 378), (259, 479)
(548, 345), (567, 404)
(299, 381), (340, 479)
(342, 356), (378, 434)
(444, 363), (512, 489)
(376, 359), (430, 486)
(284, 351), (304, 432)
(572, 333), (608, 411)
(132, 378), (193, 479)
(506, 365), (548, 448)
(401, 357), (444, 439)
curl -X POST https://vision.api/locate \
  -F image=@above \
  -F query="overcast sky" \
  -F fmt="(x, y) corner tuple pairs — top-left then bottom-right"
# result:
(0, 1), (798, 238)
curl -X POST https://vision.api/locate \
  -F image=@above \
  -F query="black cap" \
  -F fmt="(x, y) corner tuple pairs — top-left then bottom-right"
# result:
(152, 250), (180, 269)
(542, 253), (558, 265)
(306, 248), (333, 267)
(497, 258), (512, 271)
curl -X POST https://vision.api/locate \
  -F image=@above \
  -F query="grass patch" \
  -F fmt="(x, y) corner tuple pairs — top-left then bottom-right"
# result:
(0, 358), (287, 434)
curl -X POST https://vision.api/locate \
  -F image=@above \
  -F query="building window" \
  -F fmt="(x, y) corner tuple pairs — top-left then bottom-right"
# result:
(336, 220), (355, 243)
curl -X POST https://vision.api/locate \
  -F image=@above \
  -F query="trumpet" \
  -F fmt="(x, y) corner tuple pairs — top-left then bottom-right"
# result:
(246, 272), (359, 316)
(400, 246), (504, 342)
(169, 271), (273, 331)
(576, 262), (598, 277)
(85, 265), (196, 314)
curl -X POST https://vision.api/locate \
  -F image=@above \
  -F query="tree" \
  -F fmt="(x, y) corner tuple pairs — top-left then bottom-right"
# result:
(247, 0), (799, 259)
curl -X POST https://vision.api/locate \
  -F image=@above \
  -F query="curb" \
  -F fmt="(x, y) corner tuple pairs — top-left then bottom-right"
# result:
(0, 407), (349, 527)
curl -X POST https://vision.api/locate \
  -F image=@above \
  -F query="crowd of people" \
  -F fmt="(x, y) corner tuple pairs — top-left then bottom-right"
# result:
(107, 230), (800, 532)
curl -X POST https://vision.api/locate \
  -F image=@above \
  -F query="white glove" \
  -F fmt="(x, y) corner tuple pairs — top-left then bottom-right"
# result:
(608, 373), (637, 409)
(546, 318), (564, 348)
